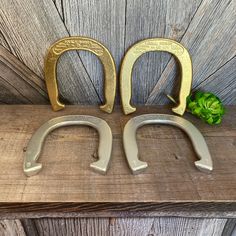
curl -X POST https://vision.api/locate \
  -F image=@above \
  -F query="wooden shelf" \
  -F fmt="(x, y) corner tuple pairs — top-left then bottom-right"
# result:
(0, 105), (235, 218)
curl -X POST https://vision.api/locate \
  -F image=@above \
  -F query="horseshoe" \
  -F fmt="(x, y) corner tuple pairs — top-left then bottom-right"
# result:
(123, 114), (213, 174)
(23, 115), (112, 176)
(45, 36), (117, 113)
(120, 38), (192, 115)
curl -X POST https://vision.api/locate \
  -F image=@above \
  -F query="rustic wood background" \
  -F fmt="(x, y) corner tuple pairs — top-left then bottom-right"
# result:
(0, 0), (235, 106)
(1, 217), (235, 236)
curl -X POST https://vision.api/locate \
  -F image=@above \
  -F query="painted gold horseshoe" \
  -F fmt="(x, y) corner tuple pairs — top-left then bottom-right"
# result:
(120, 38), (192, 115)
(23, 115), (112, 176)
(123, 114), (213, 174)
(45, 36), (117, 113)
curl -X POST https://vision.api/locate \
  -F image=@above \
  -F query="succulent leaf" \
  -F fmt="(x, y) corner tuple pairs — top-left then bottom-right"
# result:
(187, 91), (225, 125)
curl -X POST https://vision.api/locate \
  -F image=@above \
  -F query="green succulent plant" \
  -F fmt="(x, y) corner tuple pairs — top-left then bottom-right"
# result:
(187, 91), (225, 125)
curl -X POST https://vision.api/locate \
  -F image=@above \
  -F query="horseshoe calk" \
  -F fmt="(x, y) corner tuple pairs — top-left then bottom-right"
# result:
(123, 114), (213, 174)
(24, 162), (42, 177)
(44, 36), (117, 113)
(120, 38), (192, 115)
(23, 115), (113, 177)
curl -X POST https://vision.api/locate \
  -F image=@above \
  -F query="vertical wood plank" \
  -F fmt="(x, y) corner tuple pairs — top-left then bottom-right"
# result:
(0, 0), (100, 104)
(53, 0), (64, 21)
(147, 0), (236, 105)
(0, 220), (26, 236)
(21, 219), (38, 236)
(0, 32), (11, 51)
(33, 218), (110, 236)
(125, 0), (202, 104)
(108, 218), (154, 235)
(20, 217), (229, 236)
(149, 217), (227, 236)
(62, 0), (126, 100)
(222, 219), (236, 236)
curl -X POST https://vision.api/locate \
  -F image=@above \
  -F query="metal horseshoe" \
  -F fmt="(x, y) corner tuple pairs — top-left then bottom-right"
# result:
(123, 114), (213, 174)
(23, 115), (112, 177)
(45, 36), (117, 113)
(120, 38), (192, 115)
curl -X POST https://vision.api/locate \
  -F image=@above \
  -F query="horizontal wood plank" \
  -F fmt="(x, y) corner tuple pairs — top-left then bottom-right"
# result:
(0, 105), (235, 218)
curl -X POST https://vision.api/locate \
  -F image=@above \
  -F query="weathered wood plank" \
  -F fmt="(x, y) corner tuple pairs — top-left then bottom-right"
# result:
(125, 0), (202, 104)
(0, 46), (48, 104)
(0, 32), (10, 51)
(21, 219), (38, 236)
(222, 219), (236, 236)
(0, 0), (100, 104)
(20, 217), (227, 236)
(32, 218), (109, 236)
(0, 202), (236, 219)
(194, 56), (236, 104)
(232, 224), (236, 236)
(0, 220), (26, 236)
(147, 0), (236, 105)
(0, 217), (232, 235)
(62, 0), (126, 100)
(149, 217), (227, 236)
(0, 105), (235, 215)
(53, 0), (64, 21)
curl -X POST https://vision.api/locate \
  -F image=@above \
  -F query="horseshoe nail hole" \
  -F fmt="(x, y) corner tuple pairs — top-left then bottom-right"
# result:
(174, 154), (183, 160)
(92, 152), (98, 160)
(26, 162), (31, 168)
(233, 139), (236, 146)
(23, 147), (27, 152)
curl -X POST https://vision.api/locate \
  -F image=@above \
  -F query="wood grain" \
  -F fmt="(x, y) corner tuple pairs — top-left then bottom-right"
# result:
(147, 0), (236, 105)
(0, 220), (26, 236)
(62, 0), (125, 100)
(53, 0), (64, 21)
(194, 56), (236, 104)
(222, 219), (236, 236)
(0, 31), (10, 51)
(20, 217), (227, 236)
(0, 217), (234, 235)
(125, 0), (202, 104)
(0, 0), (100, 104)
(0, 202), (236, 219)
(0, 46), (48, 104)
(0, 105), (235, 218)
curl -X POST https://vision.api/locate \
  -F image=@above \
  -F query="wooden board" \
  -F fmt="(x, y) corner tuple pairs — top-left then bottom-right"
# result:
(124, 0), (202, 104)
(62, 0), (126, 99)
(0, 105), (235, 218)
(0, 0), (100, 104)
(1, 217), (233, 236)
(20, 217), (229, 236)
(147, 0), (236, 105)
(0, 46), (49, 104)
(195, 56), (236, 105)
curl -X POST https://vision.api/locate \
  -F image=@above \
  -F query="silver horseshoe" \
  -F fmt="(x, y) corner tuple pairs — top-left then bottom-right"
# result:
(23, 115), (112, 176)
(123, 114), (213, 174)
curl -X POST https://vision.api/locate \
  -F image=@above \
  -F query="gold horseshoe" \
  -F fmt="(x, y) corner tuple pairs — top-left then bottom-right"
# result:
(44, 36), (117, 113)
(120, 38), (192, 115)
